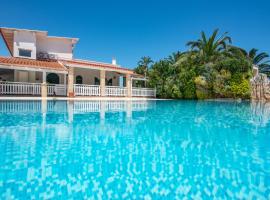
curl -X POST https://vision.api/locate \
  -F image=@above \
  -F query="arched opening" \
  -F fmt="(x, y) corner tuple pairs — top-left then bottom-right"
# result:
(76, 75), (83, 84)
(106, 78), (113, 86)
(95, 77), (100, 85)
(46, 73), (59, 84)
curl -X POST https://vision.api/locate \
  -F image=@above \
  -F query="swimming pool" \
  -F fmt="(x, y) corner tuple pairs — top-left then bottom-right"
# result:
(0, 100), (269, 199)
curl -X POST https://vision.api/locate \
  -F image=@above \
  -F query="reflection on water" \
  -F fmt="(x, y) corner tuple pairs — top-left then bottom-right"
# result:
(251, 101), (270, 127)
(0, 100), (269, 199)
(0, 100), (155, 114)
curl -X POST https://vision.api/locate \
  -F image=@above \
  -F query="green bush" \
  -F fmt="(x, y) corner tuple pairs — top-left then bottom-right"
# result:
(194, 76), (212, 99)
(183, 80), (196, 99)
(230, 79), (251, 99)
(212, 70), (232, 97)
(196, 90), (212, 99)
(215, 57), (251, 73)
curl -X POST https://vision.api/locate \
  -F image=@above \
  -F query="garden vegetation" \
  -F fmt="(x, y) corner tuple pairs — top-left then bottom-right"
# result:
(134, 29), (270, 99)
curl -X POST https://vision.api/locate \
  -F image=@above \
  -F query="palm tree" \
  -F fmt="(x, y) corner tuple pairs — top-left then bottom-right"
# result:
(134, 56), (153, 87)
(186, 29), (232, 63)
(135, 56), (153, 76)
(167, 51), (183, 64)
(228, 46), (270, 72)
(244, 49), (270, 73)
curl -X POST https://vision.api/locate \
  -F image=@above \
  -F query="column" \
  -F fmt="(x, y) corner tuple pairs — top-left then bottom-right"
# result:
(126, 74), (132, 97)
(100, 70), (106, 97)
(64, 74), (67, 96)
(41, 71), (47, 98)
(64, 74), (67, 85)
(68, 67), (74, 97)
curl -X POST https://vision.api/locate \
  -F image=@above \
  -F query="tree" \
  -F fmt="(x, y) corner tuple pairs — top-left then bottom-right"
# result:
(244, 49), (269, 69)
(135, 29), (262, 99)
(133, 56), (153, 87)
(167, 51), (183, 64)
(134, 56), (153, 76)
(186, 29), (232, 63)
(228, 47), (270, 73)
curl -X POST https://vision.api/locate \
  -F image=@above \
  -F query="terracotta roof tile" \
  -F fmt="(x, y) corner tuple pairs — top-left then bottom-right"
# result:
(0, 56), (67, 72)
(61, 59), (134, 73)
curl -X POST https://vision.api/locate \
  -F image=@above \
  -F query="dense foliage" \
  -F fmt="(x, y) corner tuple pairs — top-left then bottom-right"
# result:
(134, 29), (270, 99)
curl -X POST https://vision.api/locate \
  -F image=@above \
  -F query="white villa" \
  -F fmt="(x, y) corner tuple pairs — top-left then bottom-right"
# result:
(0, 27), (155, 98)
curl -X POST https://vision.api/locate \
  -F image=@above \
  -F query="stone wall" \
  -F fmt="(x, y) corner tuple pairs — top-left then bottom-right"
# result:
(250, 73), (270, 100)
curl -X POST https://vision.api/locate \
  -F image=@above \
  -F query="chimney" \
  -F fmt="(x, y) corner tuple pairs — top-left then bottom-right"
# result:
(112, 58), (117, 65)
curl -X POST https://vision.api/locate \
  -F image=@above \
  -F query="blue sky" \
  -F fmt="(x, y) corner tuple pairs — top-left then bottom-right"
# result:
(0, 0), (270, 68)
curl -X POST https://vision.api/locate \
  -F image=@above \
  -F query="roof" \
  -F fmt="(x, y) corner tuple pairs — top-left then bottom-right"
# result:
(0, 56), (67, 72)
(0, 28), (14, 55)
(61, 59), (135, 74)
(0, 27), (79, 40)
(0, 27), (79, 56)
(0, 27), (47, 34)
(0, 56), (144, 77)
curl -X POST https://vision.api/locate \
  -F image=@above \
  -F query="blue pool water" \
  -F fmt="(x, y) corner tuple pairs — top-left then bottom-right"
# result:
(0, 100), (270, 199)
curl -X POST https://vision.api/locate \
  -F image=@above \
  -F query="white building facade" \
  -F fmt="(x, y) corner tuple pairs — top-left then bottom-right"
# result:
(0, 27), (155, 98)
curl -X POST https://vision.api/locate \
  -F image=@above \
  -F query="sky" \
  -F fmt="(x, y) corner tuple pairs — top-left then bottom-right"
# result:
(0, 0), (270, 69)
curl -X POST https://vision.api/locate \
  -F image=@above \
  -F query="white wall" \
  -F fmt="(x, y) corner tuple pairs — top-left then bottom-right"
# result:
(14, 70), (65, 84)
(13, 31), (37, 59)
(14, 70), (36, 82)
(74, 68), (120, 86)
(12, 30), (74, 60)
(36, 36), (73, 60)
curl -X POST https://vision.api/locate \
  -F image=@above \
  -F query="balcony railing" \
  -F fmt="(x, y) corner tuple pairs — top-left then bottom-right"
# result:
(74, 84), (100, 96)
(0, 82), (156, 98)
(105, 86), (127, 96)
(47, 84), (67, 96)
(132, 87), (156, 97)
(0, 81), (41, 95)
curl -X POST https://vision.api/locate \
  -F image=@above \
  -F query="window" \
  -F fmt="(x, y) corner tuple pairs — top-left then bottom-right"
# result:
(76, 75), (83, 84)
(19, 49), (31, 57)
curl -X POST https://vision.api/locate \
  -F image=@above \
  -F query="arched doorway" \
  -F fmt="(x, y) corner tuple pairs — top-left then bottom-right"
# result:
(46, 73), (59, 84)
(76, 75), (83, 84)
(106, 78), (113, 86)
(95, 77), (100, 85)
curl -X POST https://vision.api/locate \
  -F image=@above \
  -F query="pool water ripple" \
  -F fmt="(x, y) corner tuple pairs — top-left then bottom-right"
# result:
(0, 100), (270, 199)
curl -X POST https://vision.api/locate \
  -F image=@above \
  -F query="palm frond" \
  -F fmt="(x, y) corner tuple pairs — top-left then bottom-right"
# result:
(259, 63), (270, 73)
(201, 31), (208, 44)
(253, 52), (269, 65)
(248, 48), (258, 59)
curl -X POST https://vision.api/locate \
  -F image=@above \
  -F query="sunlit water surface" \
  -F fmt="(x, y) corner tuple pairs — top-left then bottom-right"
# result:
(0, 100), (270, 199)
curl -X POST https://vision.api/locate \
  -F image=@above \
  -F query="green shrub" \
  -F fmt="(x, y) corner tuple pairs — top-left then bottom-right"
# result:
(194, 76), (212, 99)
(183, 80), (196, 99)
(212, 70), (232, 97)
(215, 57), (251, 73)
(230, 79), (251, 99)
